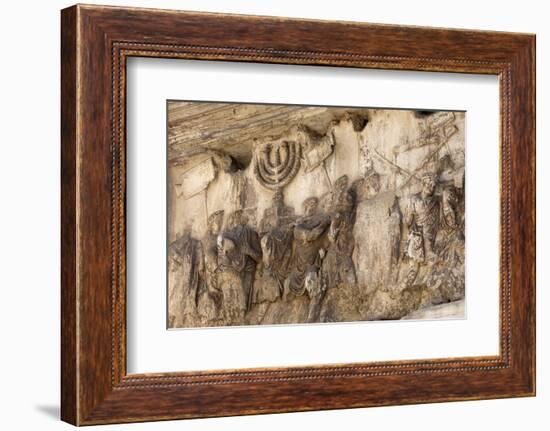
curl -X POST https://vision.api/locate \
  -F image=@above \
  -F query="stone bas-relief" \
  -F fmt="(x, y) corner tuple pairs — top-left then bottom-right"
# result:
(167, 102), (465, 328)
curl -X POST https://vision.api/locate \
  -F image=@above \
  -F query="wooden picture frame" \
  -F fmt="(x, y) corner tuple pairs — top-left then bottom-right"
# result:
(61, 4), (535, 425)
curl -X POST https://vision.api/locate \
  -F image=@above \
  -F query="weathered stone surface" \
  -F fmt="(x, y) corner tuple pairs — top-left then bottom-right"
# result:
(166, 102), (466, 328)
(402, 299), (465, 320)
(354, 191), (398, 296)
(175, 157), (216, 199)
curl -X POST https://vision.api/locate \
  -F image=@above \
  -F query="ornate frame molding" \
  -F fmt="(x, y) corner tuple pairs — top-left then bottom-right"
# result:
(61, 5), (535, 425)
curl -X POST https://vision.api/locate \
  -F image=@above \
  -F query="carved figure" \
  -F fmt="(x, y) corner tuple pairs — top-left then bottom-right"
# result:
(284, 197), (330, 321)
(436, 185), (465, 265)
(321, 176), (357, 289)
(168, 232), (205, 327)
(299, 123), (336, 173)
(284, 197), (330, 296)
(321, 211), (356, 287)
(197, 210), (224, 322)
(217, 210), (262, 316)
(365, 171), (381, 197)
(258, 226), (295, 301)
(322, 175), (355, 215)
(203, 211), (224, 291)
(400, 173), (466, 293)
(258, 189), (295, 234)
(405, 173), (440, 263)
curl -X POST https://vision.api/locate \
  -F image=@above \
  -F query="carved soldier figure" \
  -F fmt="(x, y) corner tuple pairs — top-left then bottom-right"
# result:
(217, 210), (262, 317)
(322, 174), (355, 215)
(258, 189), (295, 234)
(436, 185), (465, 265)
(355, 170), (381, 202)
(197, 210), (224, 323)
(284, 197), (331, 321)
(321, 210), (357, 290)
(258, 226), (294, 302)
(318, 176), (358, 321)
(405, 173), (440, 263)
(441, 186), (463, 232)
(167, 231), (205, 328)
(253, 190), (296, 303)
(203, 210), (224, 291)
(321, 174), (357, 288)
(400, 172), (465, 292)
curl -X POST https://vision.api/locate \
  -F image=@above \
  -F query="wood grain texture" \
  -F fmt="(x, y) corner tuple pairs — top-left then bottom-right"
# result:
(60, 5), (78, 425)
(60, 4), (536, 425)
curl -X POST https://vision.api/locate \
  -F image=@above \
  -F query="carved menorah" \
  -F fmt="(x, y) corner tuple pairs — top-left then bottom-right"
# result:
(253, 140), (302, 190)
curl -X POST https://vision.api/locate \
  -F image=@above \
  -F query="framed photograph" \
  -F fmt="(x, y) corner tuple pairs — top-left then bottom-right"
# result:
(61, 4), (536, 425)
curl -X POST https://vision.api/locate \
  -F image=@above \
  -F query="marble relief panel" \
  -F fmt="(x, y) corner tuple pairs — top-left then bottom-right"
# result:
(167, 101), (465, 328)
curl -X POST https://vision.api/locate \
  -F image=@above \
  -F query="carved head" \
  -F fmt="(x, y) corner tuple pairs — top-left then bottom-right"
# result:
(421, 173), (437, 197)
(228, 209), (247, 228)
(272, 189), (284, 207)
(334, 175), (349, 193)
(364, 172), (381, 197)
(217, 235), (236, 257)
(302, 197), (319, 217)
(207, 210), (224, 235)
(244, 209), (257, 228)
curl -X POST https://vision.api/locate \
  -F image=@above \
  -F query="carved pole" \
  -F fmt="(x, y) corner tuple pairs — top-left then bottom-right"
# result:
(203, 188), (209, 232)
(321, 129), (337, 188)
(321, 161), (332, 188)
